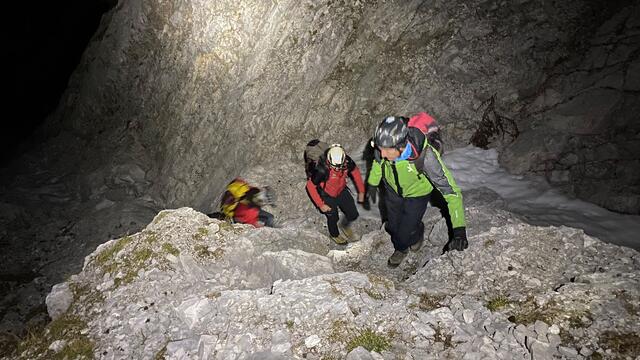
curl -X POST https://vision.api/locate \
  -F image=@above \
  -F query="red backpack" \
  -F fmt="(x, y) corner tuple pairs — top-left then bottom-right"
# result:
(408, 112), (443, 154)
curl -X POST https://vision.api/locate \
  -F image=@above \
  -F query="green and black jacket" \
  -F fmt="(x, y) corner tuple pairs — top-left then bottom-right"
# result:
(367, 128), (466, 228)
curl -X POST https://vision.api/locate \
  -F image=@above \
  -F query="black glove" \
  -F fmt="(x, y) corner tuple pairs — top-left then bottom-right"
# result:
(367, 185), (377, 204)
(362, 196), (371, 210)
(445, 227), (468, 252)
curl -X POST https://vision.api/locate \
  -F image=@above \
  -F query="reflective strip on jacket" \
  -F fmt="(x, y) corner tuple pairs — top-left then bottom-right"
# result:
(415, 142), (466, 228)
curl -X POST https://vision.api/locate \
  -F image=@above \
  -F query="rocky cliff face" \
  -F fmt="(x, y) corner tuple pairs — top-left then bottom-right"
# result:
(28, 0), (639, 210)
(500, 3), (640, 214)
(1, 0), (639, 355)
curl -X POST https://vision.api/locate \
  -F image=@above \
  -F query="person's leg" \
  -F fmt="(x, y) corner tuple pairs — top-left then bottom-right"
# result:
(337, 189), (358, 226)
(410, 221), (426, 252)
(258, 209), (275, 227)
(321, 194), (340, 237)
(394, 194), (430, 251)
(383, 188), (404, 250)
(335, 189), (359, 240)
(386, 191), (425, 268)
(378, 185), (388, 225)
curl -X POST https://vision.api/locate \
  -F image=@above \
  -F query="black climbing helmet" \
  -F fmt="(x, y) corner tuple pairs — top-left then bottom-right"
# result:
(373, 116), (408, 149)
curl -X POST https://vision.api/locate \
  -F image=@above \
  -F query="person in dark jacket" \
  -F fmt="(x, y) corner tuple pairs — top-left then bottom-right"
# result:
(306, 144), (366, 244)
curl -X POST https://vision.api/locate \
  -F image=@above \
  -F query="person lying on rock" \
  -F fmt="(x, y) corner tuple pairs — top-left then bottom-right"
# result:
(367, 115), (468, 268)
(305, 144), (366, 244)
(217, 178), (277, 227)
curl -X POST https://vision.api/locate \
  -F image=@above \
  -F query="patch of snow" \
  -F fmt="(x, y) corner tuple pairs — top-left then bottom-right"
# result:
(446, 146), (640, 249)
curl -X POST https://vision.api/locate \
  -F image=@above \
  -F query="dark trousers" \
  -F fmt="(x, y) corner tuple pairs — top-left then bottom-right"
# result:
(321, 188), (359, 237)
(258, 209), (275, 227)
(384, 188), (430, 251)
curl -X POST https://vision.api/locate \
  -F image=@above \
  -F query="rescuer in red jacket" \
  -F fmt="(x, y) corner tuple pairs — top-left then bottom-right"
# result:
(306, 144), (365, 244)
(219, 178), (276, 227)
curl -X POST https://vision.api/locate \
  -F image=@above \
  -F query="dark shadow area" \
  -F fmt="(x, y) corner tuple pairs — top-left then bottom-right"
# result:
(1, 0), (116, 166)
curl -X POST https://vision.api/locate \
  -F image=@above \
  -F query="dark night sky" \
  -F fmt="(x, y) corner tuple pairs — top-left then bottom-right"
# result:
(2, 1), (115, 165)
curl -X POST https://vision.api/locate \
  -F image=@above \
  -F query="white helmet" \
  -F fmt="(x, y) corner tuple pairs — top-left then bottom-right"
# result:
(327, 144), (346, 168)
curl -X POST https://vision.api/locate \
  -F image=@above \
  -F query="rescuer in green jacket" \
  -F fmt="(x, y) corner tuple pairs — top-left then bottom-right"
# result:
(368, 116), (468, 267)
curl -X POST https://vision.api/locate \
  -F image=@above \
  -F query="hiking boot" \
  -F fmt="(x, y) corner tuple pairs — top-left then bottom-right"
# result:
(339, 223), (358, 242)
(340, 224), (353, 238)
(410, 237), (424, 252)
(387, 250), (408, 268)
(330, 234), (348, 245)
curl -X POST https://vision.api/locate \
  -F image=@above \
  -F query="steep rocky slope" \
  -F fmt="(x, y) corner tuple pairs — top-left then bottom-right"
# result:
(14, 200), (640, 359)
(9, 163), (640, 359)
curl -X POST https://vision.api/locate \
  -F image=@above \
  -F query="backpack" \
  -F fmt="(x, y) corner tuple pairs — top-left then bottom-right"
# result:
(408, 112), (443, 154)
(304, 139), (329, 179)
(220, 178), (251, 219)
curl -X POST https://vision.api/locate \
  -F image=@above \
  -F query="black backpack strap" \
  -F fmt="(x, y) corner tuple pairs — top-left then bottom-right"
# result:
(406, 127), (426, 160)
(345, 156), (356, 172)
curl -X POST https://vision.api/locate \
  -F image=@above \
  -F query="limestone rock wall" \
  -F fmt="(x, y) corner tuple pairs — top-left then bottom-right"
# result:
(40, 0), (631, 210)
(500, 1), (640, 214)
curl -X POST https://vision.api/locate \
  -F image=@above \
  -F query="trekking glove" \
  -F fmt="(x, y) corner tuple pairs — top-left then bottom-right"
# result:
(362, 197), (371, 210)
(446, 227), (468, 252)
(366, 185), (377, 204)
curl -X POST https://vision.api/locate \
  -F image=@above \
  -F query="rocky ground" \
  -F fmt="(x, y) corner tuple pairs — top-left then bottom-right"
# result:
(7, 176), (639, 359)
